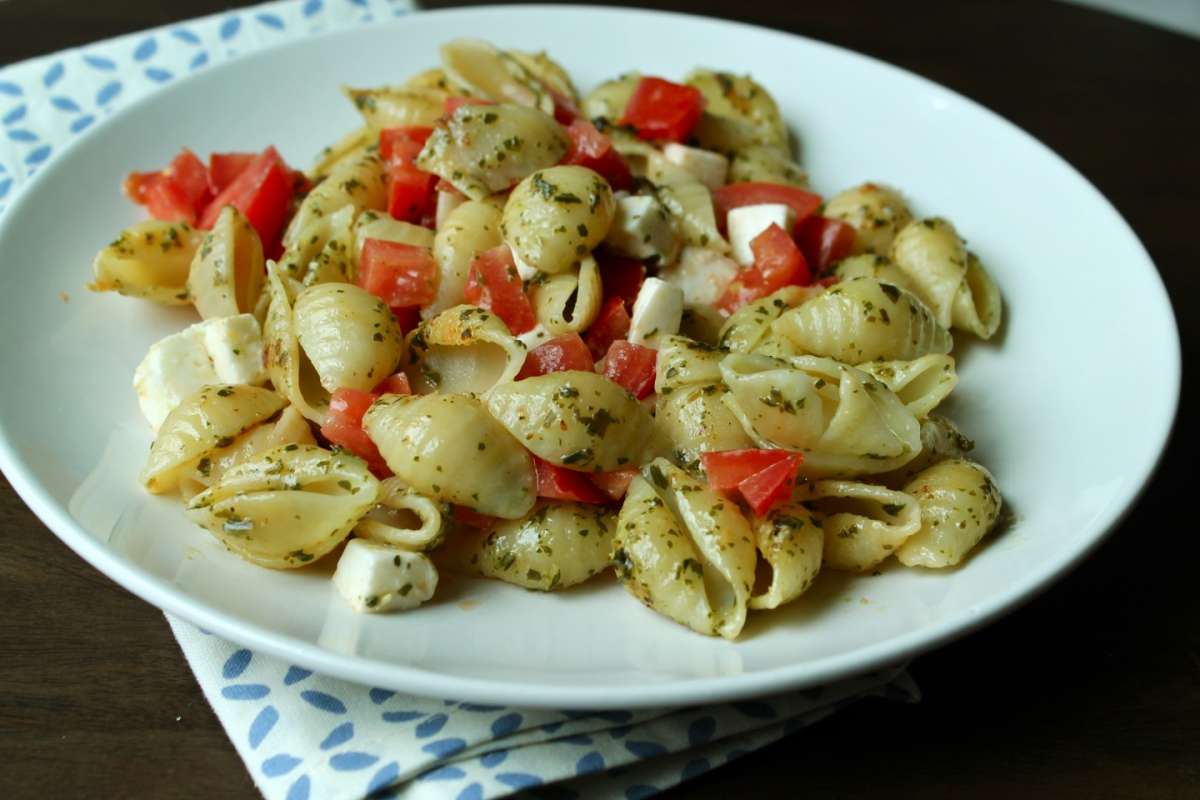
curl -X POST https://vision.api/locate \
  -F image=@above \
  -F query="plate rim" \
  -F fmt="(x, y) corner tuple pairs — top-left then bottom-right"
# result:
(0, 3), (1183, 708)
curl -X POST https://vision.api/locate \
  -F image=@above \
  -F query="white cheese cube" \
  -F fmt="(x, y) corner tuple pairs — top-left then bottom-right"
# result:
(727, 203), (795, 266)
(658, 246), (741, 306)
(662, 143), (729, 190)
(333, 539), (438, 613)
(132, 313), (267, 431)
(603, 194), (681, 264)
(628, 277), (684, 349)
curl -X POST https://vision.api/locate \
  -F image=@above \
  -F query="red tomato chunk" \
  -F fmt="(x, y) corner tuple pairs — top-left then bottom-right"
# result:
(712, 182), (822, 232)
(562, 120), (632, 191)
(602, 340), (657, 400)
(718, 223), (810, 312)
(737, 453), (803, 516)
(534, 457), (608, 504)
(207, 152), (255, 195)
(584, 296), (632, 359)
(358, 239), (438, 308)
(464, 245), (537, 334)
(320, 388), (391, 478)
(589, 468), (639, 502)
(618, 77), (706, 143)
(795, 216), (856, 273)
(596, 255), (645, 312)
(700, 448), (803, 516)
(517, 334), (594, 379)
(198, 146), (296, 246)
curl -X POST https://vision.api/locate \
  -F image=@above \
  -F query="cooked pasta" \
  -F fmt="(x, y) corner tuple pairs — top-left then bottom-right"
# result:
(96, 38), (1006, 629)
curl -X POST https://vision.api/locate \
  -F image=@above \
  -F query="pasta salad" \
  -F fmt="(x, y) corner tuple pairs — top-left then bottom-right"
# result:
(90, 39), (1004, 639)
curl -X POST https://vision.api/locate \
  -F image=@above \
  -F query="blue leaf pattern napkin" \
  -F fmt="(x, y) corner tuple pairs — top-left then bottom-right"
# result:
(0, 1), (920, 796)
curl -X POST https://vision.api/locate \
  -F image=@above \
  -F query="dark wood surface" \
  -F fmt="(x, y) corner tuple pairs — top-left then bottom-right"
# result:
(2, 1), (1197, 798)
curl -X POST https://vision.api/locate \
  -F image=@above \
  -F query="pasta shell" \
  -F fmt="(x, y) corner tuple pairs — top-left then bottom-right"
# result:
(354, 211), (435, 263)
(293, 282), (405, 393)
(354, 477), (445, 552)
(186, 444), (379, 569)
(141, 384), (285, 494)
(440, 39), (557, 115)
(502, 166), (616, 275)
(720, 353), (921, 477)
(824, 183), (913, 256)
(831, 254), (916, 293)
(642, 154), (727, 254)
(678, 304), (726, 346)
(718, 285), (817, 353)
(580, 72), (639, 122)
(612, 459), (756, 639)
(308, 125), (374, 182)
(427, 200), (504, 318)
(343, 86), (448, 129)
(508, 49), (578, 103)
(281, 151), (387, 267)
(655, 335), (727, 395)
(404, 305), (526, 394)
(486, 371), (666, 471)
(363, 392), (536, 519)
(796, 480), (922, 572)
(655, 383), (753, 472)
(951, 251), (1003, 339)
(178, 406), (316, 501)
(749, 498), (824, 610)
(772, 277), (952, 364)
(860, 354), (958, 419)
(187, 206), (265, 320)
(417, 103), (569, 200)
(90, 220), (203, 305)
(896, 459), (1002, 568)
(890, 217), (969, 327)
(872, 413), (976, 487)
(452, 502), (615, 591)
(729, 145), (808, 188)
(529, 255), (602, 334)
(686, 70), (788, 154)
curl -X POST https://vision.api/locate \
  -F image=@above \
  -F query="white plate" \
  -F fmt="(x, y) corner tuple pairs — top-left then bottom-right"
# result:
(0, 6), (1180, 709)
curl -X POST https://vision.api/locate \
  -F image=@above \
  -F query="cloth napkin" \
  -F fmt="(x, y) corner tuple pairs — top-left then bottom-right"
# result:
(1, 1), (920, 797)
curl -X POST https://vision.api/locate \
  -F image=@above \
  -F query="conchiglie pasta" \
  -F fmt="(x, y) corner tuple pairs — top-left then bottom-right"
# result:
(749, 499), (824, 610)
(655, 335), (727, 395)
(343, 86), (448, 129)
(860, 354), (958, 419)
(90, 220), (203, 304)
(529, 255), (602, 334)
(720, 353), (921, 477)
(890, 217), (969, 328)
(685, 70), (788, 154)
(718, 285), (817, 353)
(417, 103), (569, 199)
(580, 72), (639, 122)
(823, 183), (913, 256)
(292, 283), (405, 392)
(426, 200), (504, 318)
(486, 371), (665, 471)
(187, 206), (265, 320)
(309, 126), (373, 182)
(796, 480), (922, 572)
(178, 406), (316, 501)
(951, 251), (1003, 339)
(832, 254), (917, 293)
(612, 459), (757, 639)
(362, 392), (536, 519)
(284, 151), (387, 252)
(141, 385), (286, 494)
(456, 502), (615, 591)
(186, 444), (379, 569)
(354, 477), (445, 552)
(354, 212), (436, 261)
(772, 277), (952, 364)
(873, 413), (976, 487)
(897, 459), (1002, 568)
(643, 154), (727, 254)
(404, 305), (526, 394)
(729, 145), (808, 188)
(655, 383), (753, 470)
(502, 166), (615, 275)
(440, 39), (558, 115)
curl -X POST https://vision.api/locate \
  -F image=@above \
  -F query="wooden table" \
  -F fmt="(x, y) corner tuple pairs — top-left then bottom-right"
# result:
(2, 1), (1197, 797)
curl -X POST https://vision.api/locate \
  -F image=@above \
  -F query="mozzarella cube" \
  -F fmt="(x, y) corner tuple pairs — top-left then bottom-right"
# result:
(629, 277), (684, 349)
(132, 313), (267, 431)
(727, 203), (795, 266)
(603, 194), (681, 264)
(333, 539), (438, 613)
(662, 143), (729, 190)
(658, 246), (741, 306)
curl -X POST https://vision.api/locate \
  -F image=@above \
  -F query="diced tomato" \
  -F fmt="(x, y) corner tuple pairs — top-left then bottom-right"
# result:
(602, 340), (657, 400)
(379, 126), (434, 165)
(712, 182), (823, 233)
(584, 296), (632, 359)
(549, 89), (579, 125)
(444, 96), (495, 115)
(589, 468), (639, 502)
(534, 458), (608, 504)
(123, 148), (211, 225)
(374, 372), (412, 396)
(142, 176), (199, 225)
(320, 388), (391, 477)
(389, 305), (421, 334)
(701, 449), (794, 491)
(199, 146), (295, 244)
(435, 178), (463, 196)
(795, 216), (856, 272)
(452, 505), (499, 530)
(717, 223), (810, 312)
(164, 149), (210, 209)
(597, 255), (645, 312)
(207, 152), (255, 195)
(737, 453), (803, 516)
(562, 120), (632, 191)
(463, 245), (537, 334)
(618, 76), (706, 143)
(123, 171), (158, 205)
(358, 239), (438, 308)
(517, 333), (594, 379)
(386, 163), (438, 225)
